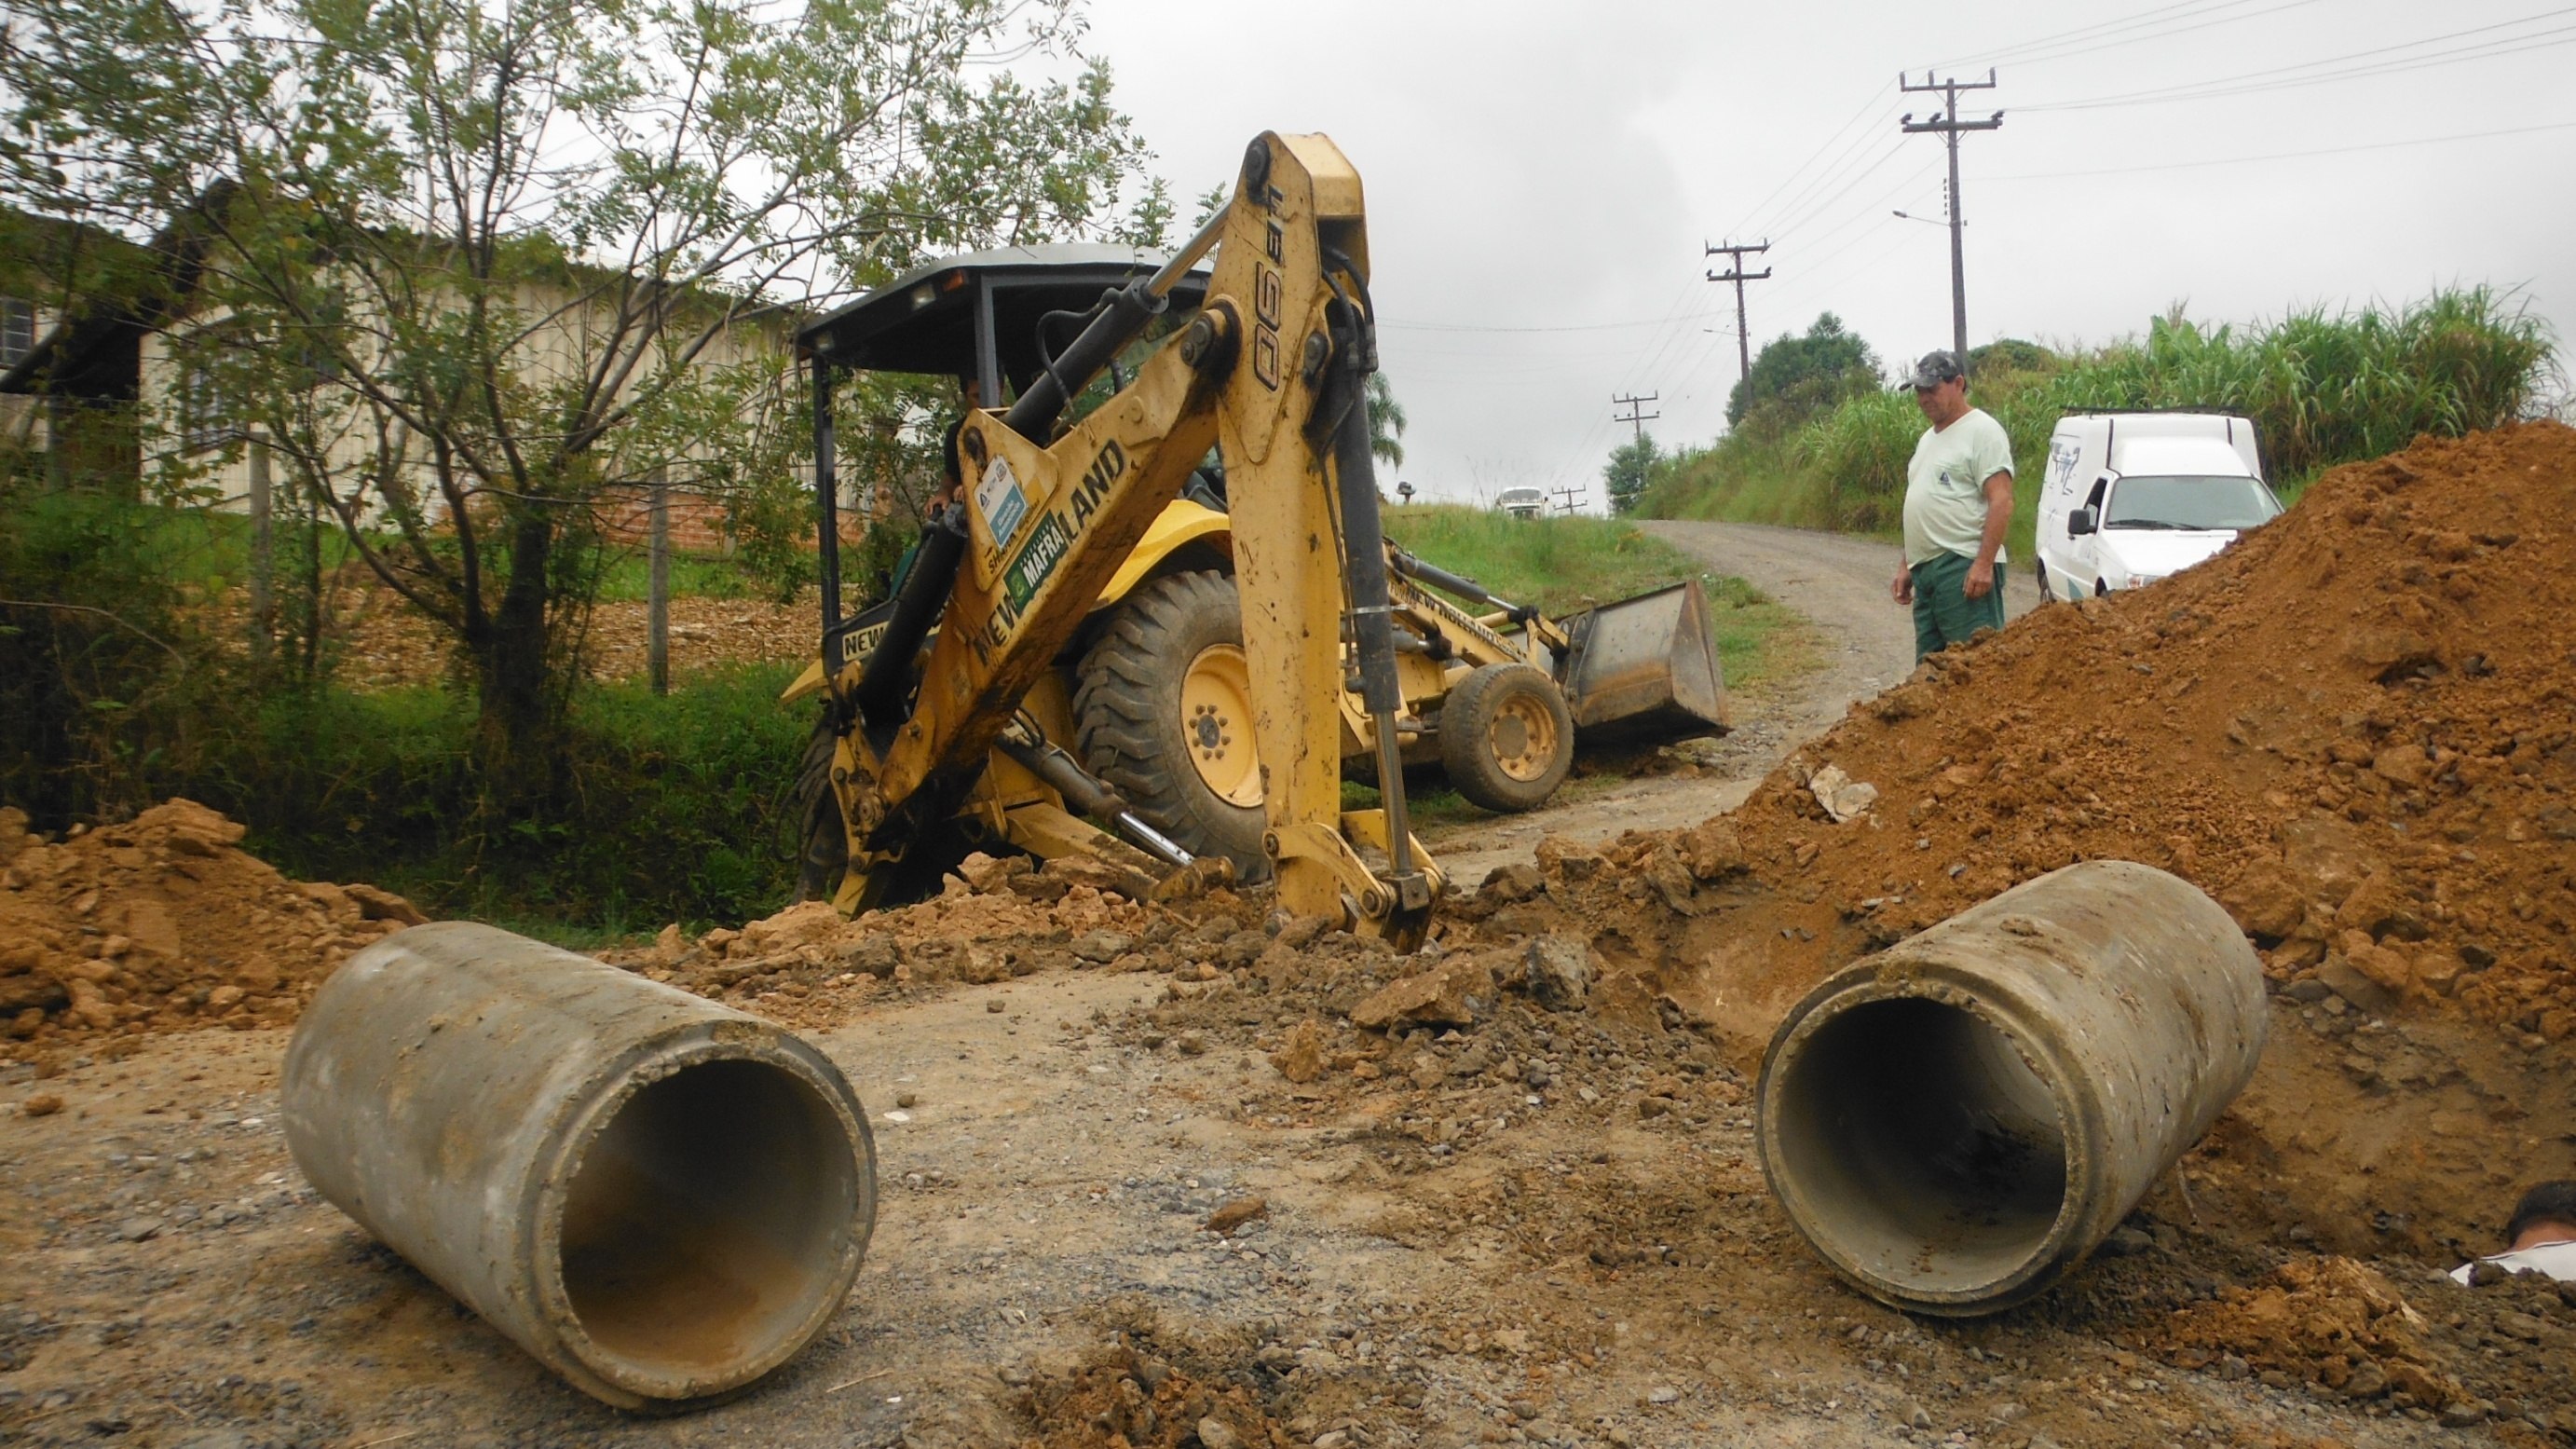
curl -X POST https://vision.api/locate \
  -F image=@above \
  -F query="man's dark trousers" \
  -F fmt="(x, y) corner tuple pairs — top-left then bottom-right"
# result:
(1911, 552), (2005, 661)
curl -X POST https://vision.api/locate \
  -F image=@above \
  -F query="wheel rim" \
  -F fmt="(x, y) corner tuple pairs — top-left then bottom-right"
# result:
(1181, 643), (1262, 807)
(1488, 690), (1561, 783)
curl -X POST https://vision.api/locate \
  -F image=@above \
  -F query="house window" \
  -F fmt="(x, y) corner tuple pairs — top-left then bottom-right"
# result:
(0, 298), (34, 370)
(178, 357), (231, 452)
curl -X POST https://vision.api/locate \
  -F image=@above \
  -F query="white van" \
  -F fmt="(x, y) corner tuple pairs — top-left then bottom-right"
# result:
(1496, 486), (1546, 519)
(2034, 412), (2282, 600)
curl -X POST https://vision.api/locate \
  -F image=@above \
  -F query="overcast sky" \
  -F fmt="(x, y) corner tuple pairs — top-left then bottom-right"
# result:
(1076, 0), (2576, 508)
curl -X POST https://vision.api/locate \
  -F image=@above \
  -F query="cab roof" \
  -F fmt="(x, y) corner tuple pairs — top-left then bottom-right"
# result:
(797, 244), (1213, 382)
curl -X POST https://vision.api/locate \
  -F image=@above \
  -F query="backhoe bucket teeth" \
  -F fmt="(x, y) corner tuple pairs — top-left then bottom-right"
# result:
(1560, 577), (1729, 741)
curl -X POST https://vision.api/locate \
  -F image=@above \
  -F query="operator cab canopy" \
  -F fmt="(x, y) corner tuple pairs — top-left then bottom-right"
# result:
(797, 244), (1215, 401)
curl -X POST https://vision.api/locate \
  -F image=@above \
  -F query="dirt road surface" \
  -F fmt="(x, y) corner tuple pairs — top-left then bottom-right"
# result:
(1428, 523), (2036, 883)
(1, 513), (2530, 1449)
(0, 955), (2453, 1449)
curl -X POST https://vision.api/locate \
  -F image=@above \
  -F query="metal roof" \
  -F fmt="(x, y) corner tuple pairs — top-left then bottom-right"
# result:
(797, 244), (1213, 381)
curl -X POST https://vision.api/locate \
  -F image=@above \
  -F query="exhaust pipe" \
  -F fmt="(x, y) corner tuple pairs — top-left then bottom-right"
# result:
(1756, 861), (2265, 1316)
(282, 923), (877, 1409)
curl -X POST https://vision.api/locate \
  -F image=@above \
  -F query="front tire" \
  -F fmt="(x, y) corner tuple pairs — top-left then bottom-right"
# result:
(1438, 662), (1574, 813)
(795, 711), (848, 904)
(1074, 570), (1270, 881)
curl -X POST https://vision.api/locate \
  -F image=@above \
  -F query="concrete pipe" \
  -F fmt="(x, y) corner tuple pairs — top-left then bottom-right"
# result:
(1756, 860), (2265, 1317)
(282, 922), (877, 1409)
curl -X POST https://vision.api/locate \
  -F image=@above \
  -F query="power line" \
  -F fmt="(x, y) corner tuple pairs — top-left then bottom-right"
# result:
(2018, 7), (2576, 111)
(1981, 118), (2576, 181)
(1940, 0), (2323, 71)
(1380, 309), (1729, 335)
(1931, 0), (2261, 69)
(1900, 70), (2003, 371)
(1981, 0), (2327, 70)
(1720, 80), (1897, 242)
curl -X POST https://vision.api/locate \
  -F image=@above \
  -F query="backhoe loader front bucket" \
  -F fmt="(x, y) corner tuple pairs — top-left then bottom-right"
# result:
(1559, 578), (1728, 741)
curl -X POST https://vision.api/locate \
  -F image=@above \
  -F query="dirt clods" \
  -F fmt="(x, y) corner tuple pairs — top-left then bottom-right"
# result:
(0, 799), (424, 1059)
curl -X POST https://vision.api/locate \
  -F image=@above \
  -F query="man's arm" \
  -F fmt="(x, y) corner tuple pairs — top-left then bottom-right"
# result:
(1892, 554), (1913, 605)
(1963, 469), (2011, 599)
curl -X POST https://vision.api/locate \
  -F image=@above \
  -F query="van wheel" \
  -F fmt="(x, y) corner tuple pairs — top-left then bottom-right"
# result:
(2033, 558), (2051, 602)
(1074, 570), (1271, 882)
(1438, 663), (1574, 813)
(2094, 579), (2110, 598)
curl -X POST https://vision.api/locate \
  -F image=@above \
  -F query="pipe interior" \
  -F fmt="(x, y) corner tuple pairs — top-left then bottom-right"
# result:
(1771, 995), (2068, 1297)
(556, 1058), (856, 1383)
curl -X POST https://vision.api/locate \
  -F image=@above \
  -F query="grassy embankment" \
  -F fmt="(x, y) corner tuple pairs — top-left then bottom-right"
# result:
(1637, 287), (2561, 557)
(7, 492), (1787, 937)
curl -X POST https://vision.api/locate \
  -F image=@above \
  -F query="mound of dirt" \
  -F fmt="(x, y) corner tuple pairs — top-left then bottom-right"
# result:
(2158, 1253), (2576, 1432)
(0, 800), (425, 1059)
(1704, 420), (2576, 1048)
(1015, 1348), (1282, 1449)
(614, 854), (1185, 1032)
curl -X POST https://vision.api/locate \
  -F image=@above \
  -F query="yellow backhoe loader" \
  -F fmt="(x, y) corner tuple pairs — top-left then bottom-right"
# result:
(784, 134), (1724, 942)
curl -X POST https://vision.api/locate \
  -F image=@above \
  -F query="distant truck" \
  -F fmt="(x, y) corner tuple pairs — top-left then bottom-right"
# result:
(2035, 412), (2283, 599)
(1496, 486), (1546, 519)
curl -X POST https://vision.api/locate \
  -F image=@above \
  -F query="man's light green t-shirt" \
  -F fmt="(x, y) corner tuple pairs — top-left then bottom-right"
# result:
(1902, 406), (2014, 567)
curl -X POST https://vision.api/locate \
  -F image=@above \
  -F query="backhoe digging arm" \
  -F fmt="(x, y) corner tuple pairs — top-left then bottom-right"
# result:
(824, 132), (1442, 945)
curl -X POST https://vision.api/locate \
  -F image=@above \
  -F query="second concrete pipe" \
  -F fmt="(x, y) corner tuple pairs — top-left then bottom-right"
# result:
(1757, 860), (2266, 1316)
(282, 922), (877, 1409)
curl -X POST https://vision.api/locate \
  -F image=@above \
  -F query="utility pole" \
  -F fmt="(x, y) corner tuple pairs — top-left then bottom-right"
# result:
(1610, 391), (1659, 447)
(647, 468), (671, 696)
(1900, 69), (2002, 374)
(246, 435), (273, 667)
(1702, 240), (1771, 393)
(1548, 483), (1588, 516)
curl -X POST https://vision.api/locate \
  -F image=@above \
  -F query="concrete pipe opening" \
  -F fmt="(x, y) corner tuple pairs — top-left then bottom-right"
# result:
(1757, 862), (2269, 1317)
(552, 1056), (862, 1395)
(1767, 995), (2070, 1302)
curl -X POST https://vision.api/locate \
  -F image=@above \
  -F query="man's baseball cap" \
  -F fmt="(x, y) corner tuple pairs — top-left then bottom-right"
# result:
(1909, 350), (1964, 390)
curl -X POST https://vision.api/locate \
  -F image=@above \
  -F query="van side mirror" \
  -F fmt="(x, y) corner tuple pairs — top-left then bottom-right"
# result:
(2067, 507), (2098, 537)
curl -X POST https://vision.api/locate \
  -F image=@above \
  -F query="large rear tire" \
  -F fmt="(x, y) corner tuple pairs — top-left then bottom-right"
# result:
(1074, 570), (1271, 881)
(1438, 662), (1574, 813)
(795, 711), (848, 904)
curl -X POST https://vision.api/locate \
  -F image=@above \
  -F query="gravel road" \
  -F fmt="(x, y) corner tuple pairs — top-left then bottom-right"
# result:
(1428, 522), (2038, 883)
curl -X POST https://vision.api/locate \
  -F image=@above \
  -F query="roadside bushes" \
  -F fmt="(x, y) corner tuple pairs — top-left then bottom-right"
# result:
(0, 489), (223, 825)
(1, 485), (809, 933)
(208, 666), (807, 935)
(1641, 286), (2562, 549)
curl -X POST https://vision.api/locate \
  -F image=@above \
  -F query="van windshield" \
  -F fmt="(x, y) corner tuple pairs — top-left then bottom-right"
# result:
(2104, 475), (2281, 531)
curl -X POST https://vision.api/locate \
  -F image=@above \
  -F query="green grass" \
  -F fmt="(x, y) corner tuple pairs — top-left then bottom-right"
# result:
(1642, 285), (2563, 557)
(188, 663), (811, 935)
(1334, 505), (1812, 827)
(1385, 504), (1712, 617)
(592, 548), (777, 603)
(1383, 501), (1802, 692)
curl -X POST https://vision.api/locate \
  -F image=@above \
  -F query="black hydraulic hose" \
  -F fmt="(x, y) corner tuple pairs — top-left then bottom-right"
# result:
(853, 502), (967, 732)
(1330, 374), (1416, 882)
(1389, 548), (1540, 623)
(1004, 280), (1165, 441)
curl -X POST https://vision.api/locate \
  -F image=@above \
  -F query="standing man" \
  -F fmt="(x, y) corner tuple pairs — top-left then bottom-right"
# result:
(1891, 349), (2015, 660)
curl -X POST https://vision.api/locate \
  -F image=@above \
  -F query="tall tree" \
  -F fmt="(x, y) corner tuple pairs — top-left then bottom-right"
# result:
(1727, 312), (1884, 432)
(2, 0), (1153, 798)
(1603, 433), (1658, 514)
(1366, 372), (1408, 471)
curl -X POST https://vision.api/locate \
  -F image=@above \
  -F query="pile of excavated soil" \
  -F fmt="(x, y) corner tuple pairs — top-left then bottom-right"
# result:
(1706, 420), (2576, 1049)
(607, 854), (1255, 1032)
(0, 800), (425, 1059)
(2156, 1253), (2576, 1431)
